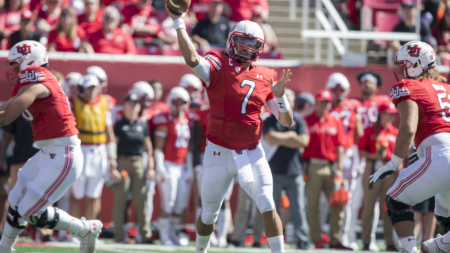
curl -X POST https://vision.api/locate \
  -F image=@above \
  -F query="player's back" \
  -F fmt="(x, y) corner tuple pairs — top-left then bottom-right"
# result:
(390, 78), (450, 147)
(12, 66), (78, 143)
(330, 99), (357, 150)
(204, 50), (276, 150)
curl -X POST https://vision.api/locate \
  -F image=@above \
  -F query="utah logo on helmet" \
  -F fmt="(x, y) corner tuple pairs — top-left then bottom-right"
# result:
(394, 41), (436, 81)
(6, 40), (48, 85)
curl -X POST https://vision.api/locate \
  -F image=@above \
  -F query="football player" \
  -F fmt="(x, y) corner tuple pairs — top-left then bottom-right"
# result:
(326, 73), (363, 250)
(370, 41), (450, 253)
(0, 41), (102, 253)
(153, 87), (192, 246)
(166, 4), (294, 253)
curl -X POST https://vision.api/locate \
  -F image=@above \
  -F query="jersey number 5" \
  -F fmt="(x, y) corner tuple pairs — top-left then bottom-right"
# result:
(240, 79), (256, 114)
(437, 92), (450, 121)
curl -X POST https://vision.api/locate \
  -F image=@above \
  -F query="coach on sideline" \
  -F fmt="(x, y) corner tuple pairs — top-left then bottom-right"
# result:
(263, 89), (310, 249)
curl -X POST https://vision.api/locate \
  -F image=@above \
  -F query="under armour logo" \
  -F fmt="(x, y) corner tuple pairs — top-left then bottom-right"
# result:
(278, 102), (284, 109)
(257, 74), (263, 79)
(407, 44), (421, 57)
(17, 44), (31, 55)
(49, 154), (56, 159)
(213, 151), (221, 156)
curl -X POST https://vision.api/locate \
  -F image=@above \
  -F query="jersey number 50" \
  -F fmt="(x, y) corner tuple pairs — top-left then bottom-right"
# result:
(437, 92), (450, 121)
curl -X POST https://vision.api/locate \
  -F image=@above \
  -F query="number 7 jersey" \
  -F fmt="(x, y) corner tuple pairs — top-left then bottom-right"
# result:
(203, 50), (276, 150)
(390, 78), (450, 147)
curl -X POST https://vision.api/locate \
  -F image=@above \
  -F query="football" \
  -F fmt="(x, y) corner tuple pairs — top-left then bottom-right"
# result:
(167, 0), (191, 15)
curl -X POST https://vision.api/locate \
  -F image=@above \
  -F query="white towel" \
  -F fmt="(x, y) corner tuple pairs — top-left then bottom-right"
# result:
(232, 150), (254, 186)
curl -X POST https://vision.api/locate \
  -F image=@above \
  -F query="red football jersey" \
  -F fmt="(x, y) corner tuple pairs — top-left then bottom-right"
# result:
(330, 99), (358, 150)
(78, 9), (104, 35)
(356, 95), (391, 129)
(390, 79), (450, 147)
(145, 101), (170, 133)
(48, 26), (86, 52)
(11, 66), (78, 141)
(88, 27), (137, 55)
(203, 50), (276, 150)
(0, 10), (21, 34)
(153, 112), (190, 164)
(303, 112), (344, 162)
(120, 4), (159, 40)
(359, 123), (398, 160)
(190, 0), (210, 21)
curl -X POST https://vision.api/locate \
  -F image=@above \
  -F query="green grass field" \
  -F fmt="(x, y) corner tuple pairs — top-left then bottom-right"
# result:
(10, 240), (403, 253)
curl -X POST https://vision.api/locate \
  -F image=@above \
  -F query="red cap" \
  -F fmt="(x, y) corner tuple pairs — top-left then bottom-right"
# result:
(21, 10), (33, 20)
(379, 102), (398, 114)
(315, 89), (333, 101)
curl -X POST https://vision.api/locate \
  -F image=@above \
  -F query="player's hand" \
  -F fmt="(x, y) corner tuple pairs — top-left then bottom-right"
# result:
(155, 165), (168, 182)
(110, 168), (122, 183)
(369, 160), (398, 183)
(146, 169), (155, 181)
(270, 69), (292, 98)
(165, 3), (187, 20)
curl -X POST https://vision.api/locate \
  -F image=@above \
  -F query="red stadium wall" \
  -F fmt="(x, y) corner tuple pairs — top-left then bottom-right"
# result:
(1, 53), (447, 223)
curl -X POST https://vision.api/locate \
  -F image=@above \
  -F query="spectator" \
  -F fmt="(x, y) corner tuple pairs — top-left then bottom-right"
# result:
(78, 0), (104, 35)
(303, 89), (350, 250)
(48, 7), (94, 52)
(263, 89), (310, 250)
(191, 0), (229, 50)
(88, 6), (137, 54)
(0, 0), (23, 41)
(188, 0), (210, 24)
(103, 0), (127, 12)
(7, 10), (40, 48)
(251, 5), (278, 53)
(120, 0), (165, 46)
(295, 92), (315, 118)
(35, 0), (63, 33)
(390, 0), (433, 54)
(432, 7), (450, 62)
(358, 103), (399, 251)
(222, 0), (268, 24)
(111, 93), (154, 244)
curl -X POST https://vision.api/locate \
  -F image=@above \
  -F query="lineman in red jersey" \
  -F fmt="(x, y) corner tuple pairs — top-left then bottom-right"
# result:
(369, 41), (450, 253)
(153, 87), (192, 246)
(0, 41), (102, 253)
(167, 3), (294, 252)
(326, 73), (363, 250)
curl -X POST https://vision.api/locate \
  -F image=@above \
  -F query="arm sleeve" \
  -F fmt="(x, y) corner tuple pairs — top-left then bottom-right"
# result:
(191, 56), (211, 85)
(265, 98), (279, 119)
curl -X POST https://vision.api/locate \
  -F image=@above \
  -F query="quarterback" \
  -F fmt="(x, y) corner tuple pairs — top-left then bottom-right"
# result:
(370, 41), (450, 253)
(166, 3), (294, 253)
(0, 41), (102, 253)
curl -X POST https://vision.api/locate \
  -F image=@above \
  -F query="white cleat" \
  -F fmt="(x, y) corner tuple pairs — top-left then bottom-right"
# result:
(0, 246), (14, 253)
(76, 217), (103, 253)
(217, 237), (228, 248)
(369, 242), (380, 252)
(422, 234), (450, 253)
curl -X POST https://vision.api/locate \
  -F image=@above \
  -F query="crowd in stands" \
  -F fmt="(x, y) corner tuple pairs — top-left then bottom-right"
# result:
(0, 0), (280, 56)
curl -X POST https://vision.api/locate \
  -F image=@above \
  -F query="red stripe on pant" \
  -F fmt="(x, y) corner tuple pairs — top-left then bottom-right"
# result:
(389, 147), (431, 199)
(23, 147), (73, 217)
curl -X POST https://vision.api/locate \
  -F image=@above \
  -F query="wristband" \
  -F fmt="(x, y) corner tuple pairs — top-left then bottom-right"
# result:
(390, 154), (403, 168)
(107, 142), (117, 159)
(275, 94), (291, 113)
(173, 19), (186, 30)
